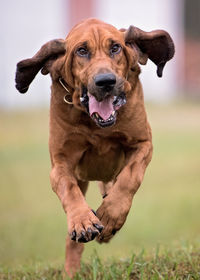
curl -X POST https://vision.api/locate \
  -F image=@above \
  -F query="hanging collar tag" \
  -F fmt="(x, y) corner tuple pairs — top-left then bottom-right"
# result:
(59, 78), (73, 105)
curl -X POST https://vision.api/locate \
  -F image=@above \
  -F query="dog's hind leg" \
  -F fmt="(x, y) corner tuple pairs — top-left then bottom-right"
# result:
(98, 181), (114, 199)
(65, 237), (84, 277)
(65, 180), (88, 277)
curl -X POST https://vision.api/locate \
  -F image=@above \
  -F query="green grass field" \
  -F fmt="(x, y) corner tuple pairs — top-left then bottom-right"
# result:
(0, 102), (200, 279)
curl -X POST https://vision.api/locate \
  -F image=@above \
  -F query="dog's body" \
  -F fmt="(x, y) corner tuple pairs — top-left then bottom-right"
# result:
(16, 18), (174, 277)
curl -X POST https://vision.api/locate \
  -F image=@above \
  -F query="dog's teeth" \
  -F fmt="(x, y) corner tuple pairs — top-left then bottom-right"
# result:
(112, 111), (115, 116)
(80, 97), (84, 102)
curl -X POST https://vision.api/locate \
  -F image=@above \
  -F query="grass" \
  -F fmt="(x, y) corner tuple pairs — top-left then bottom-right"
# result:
(1, 246), (200, 279)
(0, 101), (200, 279)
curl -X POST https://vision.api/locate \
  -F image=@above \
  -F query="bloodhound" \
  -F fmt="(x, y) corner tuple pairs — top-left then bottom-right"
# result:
(15, 18), (175, 277)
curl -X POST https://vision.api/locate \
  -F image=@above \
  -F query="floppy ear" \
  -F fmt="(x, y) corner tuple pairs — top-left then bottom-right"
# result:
(15, 39), (66, 93)
(124, 26), (175, 77)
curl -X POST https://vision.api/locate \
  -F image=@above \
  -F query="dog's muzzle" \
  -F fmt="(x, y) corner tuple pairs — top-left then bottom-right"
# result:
(80, 73), (126, 128)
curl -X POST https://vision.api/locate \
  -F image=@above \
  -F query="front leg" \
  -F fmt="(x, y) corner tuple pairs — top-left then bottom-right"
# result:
(50, 162), (104, 243)
(96, 140), (153, 242)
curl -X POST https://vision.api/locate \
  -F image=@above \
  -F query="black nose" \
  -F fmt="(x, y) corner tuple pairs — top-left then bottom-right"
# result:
(94, 73), (116, 91)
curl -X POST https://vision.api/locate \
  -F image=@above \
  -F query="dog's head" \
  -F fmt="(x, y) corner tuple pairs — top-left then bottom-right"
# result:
(16, 18), (174, 128)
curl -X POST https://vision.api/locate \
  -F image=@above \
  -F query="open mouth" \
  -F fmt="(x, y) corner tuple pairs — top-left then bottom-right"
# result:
(80, 87), (126, 128)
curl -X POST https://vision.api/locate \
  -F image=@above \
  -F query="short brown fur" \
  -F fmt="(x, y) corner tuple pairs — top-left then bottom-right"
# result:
(15, 18), (174, 277)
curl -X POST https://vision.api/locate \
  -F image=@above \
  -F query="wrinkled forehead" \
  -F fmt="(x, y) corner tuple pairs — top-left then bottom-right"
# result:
(66, 19), (124, 50)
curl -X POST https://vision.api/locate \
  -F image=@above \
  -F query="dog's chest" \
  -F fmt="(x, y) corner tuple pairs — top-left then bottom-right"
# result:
(75, 139), (125, 182)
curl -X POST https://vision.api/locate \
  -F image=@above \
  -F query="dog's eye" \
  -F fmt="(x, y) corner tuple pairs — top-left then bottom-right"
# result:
(110, 44), (121, 55)
(76, 47), (89, 57)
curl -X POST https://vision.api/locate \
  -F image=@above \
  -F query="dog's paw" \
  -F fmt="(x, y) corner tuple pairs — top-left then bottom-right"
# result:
(96, 194), (131, 243)
(67, 207), (104, 243)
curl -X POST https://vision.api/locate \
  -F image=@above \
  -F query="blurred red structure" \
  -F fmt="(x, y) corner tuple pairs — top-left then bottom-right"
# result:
(68, 0), (95, 29)
(184, 0), (200, 95)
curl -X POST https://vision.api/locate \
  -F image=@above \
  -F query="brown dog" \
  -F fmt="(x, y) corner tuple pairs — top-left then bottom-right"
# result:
(15, 18), (174, 277)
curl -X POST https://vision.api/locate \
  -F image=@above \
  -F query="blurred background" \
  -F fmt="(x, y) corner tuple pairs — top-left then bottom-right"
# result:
(0, 0), (200, 268)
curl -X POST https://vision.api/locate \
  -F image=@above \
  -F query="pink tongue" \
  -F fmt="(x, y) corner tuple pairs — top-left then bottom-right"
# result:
(88, 94), (114, 120)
